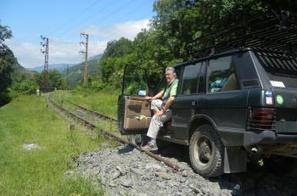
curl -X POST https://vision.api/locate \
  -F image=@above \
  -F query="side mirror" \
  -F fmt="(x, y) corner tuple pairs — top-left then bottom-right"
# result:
(138, 90), (146, 96)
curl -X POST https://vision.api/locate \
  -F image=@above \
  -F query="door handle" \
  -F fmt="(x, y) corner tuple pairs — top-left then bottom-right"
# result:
(192, 101), (198, 106)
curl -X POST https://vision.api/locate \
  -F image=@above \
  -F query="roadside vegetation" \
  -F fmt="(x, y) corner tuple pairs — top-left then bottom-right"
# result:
(0, 95), (103, 195)
(52, 89), (119, 119)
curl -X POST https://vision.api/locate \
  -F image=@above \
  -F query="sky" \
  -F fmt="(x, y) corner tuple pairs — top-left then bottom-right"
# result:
(0, 0), (155, 68)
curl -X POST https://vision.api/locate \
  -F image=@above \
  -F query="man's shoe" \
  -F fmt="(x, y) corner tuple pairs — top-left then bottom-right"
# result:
(141, 142), (158, 151)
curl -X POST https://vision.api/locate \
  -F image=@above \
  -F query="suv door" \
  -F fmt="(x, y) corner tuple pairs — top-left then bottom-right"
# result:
(171, 62), (204, 141)
(118, 96), (151, 134)
(118, 65), (154, 135)
(198, 55), (249, 146)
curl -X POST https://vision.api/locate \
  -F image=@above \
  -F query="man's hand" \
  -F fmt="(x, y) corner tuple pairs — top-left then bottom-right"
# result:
(144, 96), (152, 101)
(145, 90), (164, 101)
(156, 109), (164, 117)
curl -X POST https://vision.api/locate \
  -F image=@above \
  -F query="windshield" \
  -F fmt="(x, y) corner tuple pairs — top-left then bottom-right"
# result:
(122, 65), (147, 96)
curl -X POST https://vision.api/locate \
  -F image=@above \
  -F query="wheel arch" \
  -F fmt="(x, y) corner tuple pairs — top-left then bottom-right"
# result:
(188, 114), (218, 141)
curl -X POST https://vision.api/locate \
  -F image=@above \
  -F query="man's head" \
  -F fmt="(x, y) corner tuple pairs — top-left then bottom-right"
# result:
(165, 67), (176, 84)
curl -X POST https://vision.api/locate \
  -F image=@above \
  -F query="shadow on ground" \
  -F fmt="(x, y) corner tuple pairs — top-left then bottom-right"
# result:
(158, 143), (297, 196)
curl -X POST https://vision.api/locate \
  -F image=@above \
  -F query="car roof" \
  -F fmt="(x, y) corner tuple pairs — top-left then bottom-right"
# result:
(174, 47), (297, 68)
(174, 48), (251, 68)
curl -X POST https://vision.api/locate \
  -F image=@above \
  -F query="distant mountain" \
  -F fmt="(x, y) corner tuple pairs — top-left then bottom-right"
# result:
(88, 54), (102, 61)
(28, 54), (102, 88)
(30, 64), (74, 73)
(63, 54), (102, 88)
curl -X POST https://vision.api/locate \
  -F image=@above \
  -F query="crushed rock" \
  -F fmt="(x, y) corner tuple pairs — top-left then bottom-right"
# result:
(71, 145), (234, 196)
(66, 143), (297, 195)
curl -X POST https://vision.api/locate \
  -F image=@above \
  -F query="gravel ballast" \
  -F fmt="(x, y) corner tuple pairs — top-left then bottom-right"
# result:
(67, 143), (297, 196)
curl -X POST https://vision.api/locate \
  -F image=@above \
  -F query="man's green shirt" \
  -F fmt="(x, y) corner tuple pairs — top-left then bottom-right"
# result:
(162, 79), (179, 100)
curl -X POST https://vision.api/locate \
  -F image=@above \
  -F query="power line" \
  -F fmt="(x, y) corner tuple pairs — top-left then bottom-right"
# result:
(54, 1), (116, 37)
(98, 0), (146, 26)
(81, 0), (135, 26)
(57, 0), (134, 38)
(48, 0), (101, 36)
(41, 0), (152, 69)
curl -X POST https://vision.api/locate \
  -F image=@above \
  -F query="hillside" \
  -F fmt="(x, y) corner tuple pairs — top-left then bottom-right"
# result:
(63, 54), (102, 88)
(30, 64), (74, 73)
(11, 62), (33, 82)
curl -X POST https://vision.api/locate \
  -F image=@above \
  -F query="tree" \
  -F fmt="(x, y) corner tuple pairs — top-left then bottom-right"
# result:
(49, 70), (66, 89)
(0, 24), (15, 105)
(99, 0), (296, 92)
(0, 48), (13, 93)
(152, 0), (268, 60)
(132, 30), (181, 93)
(0, 24), (12, 43)
(100, 37), (134, 87)
(11, 79), (37, 95)
(34, 70), (66, 90)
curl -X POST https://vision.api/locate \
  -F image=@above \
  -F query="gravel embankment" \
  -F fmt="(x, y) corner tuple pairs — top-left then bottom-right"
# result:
(70, 144), (237, 196)
(67, 143), (297, 196)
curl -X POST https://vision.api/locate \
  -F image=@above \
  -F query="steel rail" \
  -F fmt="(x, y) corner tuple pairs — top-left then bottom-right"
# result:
(67, 100), (117, 122)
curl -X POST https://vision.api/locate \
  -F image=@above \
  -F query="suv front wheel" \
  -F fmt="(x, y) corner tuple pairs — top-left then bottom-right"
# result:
(189, 124), (224, 177)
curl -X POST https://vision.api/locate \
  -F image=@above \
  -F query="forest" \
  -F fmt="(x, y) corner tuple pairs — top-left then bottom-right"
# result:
(99, 0), (296, 91)
(1, 0), (296, 104)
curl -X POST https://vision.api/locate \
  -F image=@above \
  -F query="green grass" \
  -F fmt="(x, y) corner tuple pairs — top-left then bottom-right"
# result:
(50, 91), (118, 133)
(52, 89), (119, 119)
(0, 95), (104, 195)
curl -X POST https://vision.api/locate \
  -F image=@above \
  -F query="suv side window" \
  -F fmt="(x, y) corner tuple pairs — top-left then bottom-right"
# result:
(181, 62), (201, 95)
(208, 56), (239, 93)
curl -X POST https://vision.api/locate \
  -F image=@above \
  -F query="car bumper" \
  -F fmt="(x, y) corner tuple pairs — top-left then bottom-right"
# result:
(219, 128), (297, 146)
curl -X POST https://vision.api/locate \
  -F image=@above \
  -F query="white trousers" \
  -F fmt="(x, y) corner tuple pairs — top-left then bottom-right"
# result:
(147, 99), (172, 139)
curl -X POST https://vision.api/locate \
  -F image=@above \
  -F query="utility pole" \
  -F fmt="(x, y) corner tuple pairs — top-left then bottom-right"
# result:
(66, 64), (69, 90)
(40, 35), (49, 92)
(80, 33), (89, 86)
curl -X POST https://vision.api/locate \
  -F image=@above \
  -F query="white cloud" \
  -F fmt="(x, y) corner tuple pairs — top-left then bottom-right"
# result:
(82, 19), (150, 40)
(5, 40), (43, 68)
(5, 19), (150, 68)
(6, 39), (107, 68)
(49, 38), (107, 64)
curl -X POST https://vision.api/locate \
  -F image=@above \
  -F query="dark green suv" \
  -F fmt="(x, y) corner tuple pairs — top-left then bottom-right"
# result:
(118, 47), (297, 177)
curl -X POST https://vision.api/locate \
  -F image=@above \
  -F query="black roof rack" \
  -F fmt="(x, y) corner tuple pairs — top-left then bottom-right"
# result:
(192, 11), (297, 58)
(254, 48), (297, 76)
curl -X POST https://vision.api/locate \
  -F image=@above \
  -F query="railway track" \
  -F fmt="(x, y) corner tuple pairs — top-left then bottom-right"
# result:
(67, 100), (117, 122)
(47, 96), (180, 171)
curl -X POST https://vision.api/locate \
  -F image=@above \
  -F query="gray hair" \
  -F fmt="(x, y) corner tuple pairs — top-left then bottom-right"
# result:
(165, 67), (176, 77)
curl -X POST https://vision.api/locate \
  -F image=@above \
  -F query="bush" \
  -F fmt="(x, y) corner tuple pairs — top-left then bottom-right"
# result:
(0, 91), (11, 106)
(74, 78), (108, 94)
(11, 79), (37, 95)
(89, 80), (105, 91)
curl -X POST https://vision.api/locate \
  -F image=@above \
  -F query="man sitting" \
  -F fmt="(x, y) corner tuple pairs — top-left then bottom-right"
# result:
(142, 67), (178, 151)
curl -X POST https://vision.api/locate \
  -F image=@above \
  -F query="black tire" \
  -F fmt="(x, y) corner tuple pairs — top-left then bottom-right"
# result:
(189, 124), (224, 177)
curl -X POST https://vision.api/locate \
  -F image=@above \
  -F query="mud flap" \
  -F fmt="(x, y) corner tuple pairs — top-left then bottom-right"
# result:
(224, 147), (247, 173)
